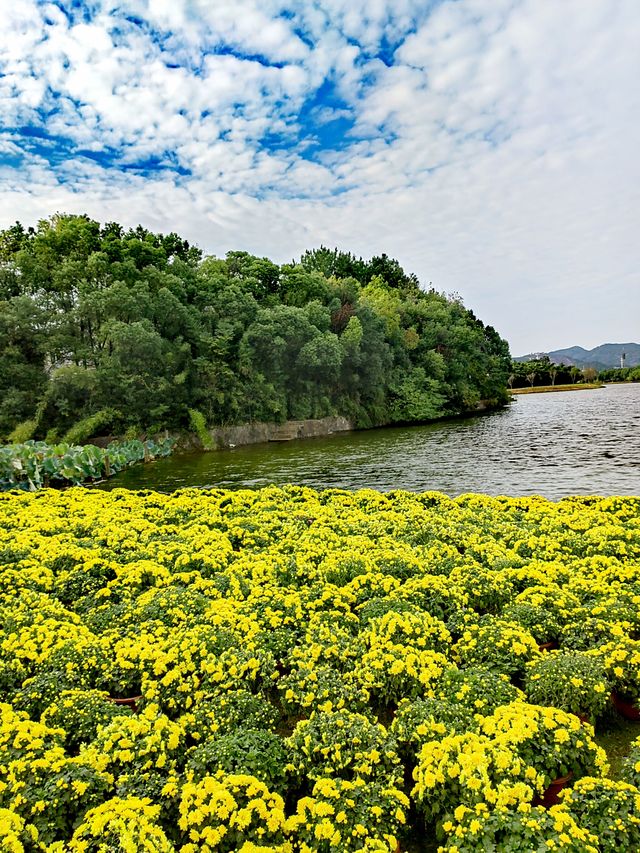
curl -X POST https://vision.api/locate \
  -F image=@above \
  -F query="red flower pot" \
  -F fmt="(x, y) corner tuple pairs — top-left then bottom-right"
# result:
(533, 771), (573, 808)
(109, 695), (142, 713)
(611, 691), (640, 721)
(538, 641), (558, 652)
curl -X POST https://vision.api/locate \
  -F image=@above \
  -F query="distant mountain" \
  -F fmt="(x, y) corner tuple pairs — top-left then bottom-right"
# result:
(514, 343), (640, 370)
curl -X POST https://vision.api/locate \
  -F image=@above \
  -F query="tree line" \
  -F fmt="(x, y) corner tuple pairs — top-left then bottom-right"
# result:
(509, 356), (640, 389)
(509, 357), (594, 389)
(597, 366), (640, 382)
(0, 214), (511, 444)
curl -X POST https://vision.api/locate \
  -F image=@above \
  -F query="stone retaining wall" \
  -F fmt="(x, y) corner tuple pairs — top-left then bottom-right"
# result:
(191, 415), (353, 450)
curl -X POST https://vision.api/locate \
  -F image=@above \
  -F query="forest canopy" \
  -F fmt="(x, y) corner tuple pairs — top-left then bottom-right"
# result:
(0, 214), (511, 443)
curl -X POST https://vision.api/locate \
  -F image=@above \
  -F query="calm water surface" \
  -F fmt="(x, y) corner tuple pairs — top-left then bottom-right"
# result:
(106, 383), (640, 498)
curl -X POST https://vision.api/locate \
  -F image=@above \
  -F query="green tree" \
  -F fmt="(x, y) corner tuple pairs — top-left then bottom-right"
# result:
(0, 214), (512, 440)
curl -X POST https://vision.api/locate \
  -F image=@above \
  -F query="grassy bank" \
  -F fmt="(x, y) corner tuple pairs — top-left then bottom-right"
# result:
(511, 382), (603, 395)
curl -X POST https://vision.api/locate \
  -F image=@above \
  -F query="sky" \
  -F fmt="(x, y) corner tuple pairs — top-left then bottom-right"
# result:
(1, 1), (639, 355)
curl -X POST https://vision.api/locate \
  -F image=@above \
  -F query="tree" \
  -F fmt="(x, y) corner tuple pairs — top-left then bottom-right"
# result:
(570, 366), (583, 384)
(0, 214), (512, 440)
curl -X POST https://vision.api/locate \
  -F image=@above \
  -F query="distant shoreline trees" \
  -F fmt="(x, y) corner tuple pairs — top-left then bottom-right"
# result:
(509, 355), (640, 389)
(598, 366), (640, 383)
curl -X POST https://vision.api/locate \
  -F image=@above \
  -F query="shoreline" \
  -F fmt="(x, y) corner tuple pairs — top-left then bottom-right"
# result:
(173, 398), (507, 452)
(510, 383), (603, 395)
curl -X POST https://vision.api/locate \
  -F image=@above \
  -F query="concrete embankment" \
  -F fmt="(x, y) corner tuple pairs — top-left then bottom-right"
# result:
(176, 415), (354, 451)
(174, 401), (508, 451)
(95, 401), (504, 455)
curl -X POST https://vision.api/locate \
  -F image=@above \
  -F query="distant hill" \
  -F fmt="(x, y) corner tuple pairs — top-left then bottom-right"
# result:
(514, 343), (640, 370)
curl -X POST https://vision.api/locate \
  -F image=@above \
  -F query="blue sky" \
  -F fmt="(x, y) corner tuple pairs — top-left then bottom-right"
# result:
(1, 0), (639, 354)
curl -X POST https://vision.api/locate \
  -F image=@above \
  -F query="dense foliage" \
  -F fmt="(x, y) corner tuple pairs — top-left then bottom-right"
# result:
(0, 438), (173, 491)
(509, 357), (590, 388)
(598, 366), (640, 382)
(510, 357), (640, 388)
(1, 486), (640, 850)
(0, 214), (511, 442)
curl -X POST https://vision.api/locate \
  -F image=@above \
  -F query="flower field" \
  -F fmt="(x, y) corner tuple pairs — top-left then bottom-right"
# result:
(1, 486), (640, 851)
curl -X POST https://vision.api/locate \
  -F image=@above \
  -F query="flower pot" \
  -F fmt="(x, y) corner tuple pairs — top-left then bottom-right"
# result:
(533, 771), (573, 807)
(611, 691), (640, 721)
(538, 641), (558, 652)
(109, 695), (142, 713)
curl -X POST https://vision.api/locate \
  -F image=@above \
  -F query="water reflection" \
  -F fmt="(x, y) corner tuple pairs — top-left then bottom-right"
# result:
(105, 383), (640, 499)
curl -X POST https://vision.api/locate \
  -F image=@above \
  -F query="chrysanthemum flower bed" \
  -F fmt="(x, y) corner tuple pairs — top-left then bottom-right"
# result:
(1, 486), (640, 851)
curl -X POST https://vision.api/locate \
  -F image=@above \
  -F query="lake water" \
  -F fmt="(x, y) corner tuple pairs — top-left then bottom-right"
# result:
(106, 383), (640, 499)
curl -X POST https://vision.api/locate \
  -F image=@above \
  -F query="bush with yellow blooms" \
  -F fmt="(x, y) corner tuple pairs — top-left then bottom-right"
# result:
(0, 485), (639, 850)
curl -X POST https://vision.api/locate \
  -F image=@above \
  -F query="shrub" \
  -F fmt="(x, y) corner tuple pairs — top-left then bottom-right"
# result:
(448, 565), (513, 613)
(354, 644), (450, 705)
(411, 731), (536, 821)
(63, 409), (119, 445)
(560, 615), (625, 650)
(279, 664), (370, 715)
(561, 777), (640, 852)
(524, 651), (610, 721)
(69, 797), (175, 852)
(502, 601), (561, 644)
(0, 703), (110, 845)
(186, 728), (288, 794)
(184, 689), (280, 743)
(438, 666), (523, 714)
(362, 610), (451, 655)
(0, 808), (39, 852)
(7, 420), (36, 443)
(178, 774), (288, 852)
(453, 619), (539, 677)
(479, 701), (609, 788)
(393, 574), (466, 621)
(41, 689), (133, 753)
(286, 709), (401, 787)
(188, 408), (214, 450)
(389, 697), (477, 760)
(290, 776), (408, 852)
(10, 670), (76, 717)
(439, 802), (598, 852)
(622, 736), (640, 788)
(357, 596), (420, 625)
(85, 703), (184, 788)
(594, 637), (640, 703)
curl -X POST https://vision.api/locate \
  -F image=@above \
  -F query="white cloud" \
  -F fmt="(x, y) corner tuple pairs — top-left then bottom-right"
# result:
(1, 0), (639, 352)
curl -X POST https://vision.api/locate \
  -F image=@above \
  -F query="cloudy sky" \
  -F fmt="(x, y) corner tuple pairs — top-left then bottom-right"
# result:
(1, 0), (639, 355)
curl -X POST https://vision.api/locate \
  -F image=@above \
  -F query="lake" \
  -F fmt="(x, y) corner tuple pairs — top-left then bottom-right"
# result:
(105, 383), (640, 499)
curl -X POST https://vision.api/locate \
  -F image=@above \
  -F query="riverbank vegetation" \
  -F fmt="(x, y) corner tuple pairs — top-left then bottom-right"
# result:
(510, 356), (640, 390)
(1, 486), (640, 850)
(511, 383), (602, 395)
(509, 357), (594, 389)
(598, 366), (640, 382)
(0, 437), (173, 491)
(0, 214), (511, 444)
